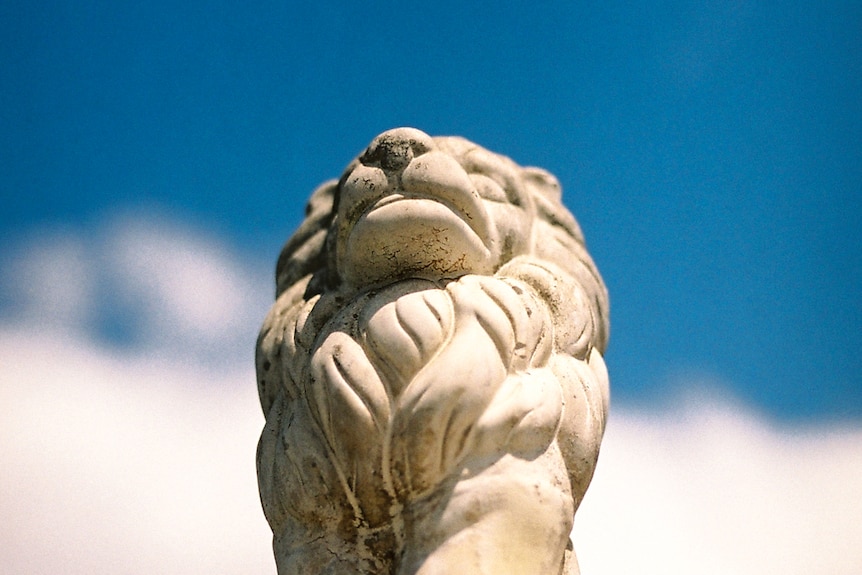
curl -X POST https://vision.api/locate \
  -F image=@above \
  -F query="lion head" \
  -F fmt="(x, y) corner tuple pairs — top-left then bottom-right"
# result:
(273, 127), (608, 350)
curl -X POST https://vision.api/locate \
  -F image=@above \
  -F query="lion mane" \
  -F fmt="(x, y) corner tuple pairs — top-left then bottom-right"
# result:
(256, 128), (609, 575)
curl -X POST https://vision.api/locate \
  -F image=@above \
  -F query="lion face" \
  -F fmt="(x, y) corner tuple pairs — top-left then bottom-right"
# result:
(332, 128), (538, 289)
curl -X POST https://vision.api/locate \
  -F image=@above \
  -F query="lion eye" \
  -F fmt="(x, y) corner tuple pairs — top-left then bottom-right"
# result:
(471, 174), (509, 203)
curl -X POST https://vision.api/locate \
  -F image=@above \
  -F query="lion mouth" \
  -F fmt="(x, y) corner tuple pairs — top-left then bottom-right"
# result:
(365, 190), (491, 251)
(341, 195), (494, 285)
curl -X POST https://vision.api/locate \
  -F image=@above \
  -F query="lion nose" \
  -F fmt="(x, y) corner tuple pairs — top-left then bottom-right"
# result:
(360, 127), (435, 172)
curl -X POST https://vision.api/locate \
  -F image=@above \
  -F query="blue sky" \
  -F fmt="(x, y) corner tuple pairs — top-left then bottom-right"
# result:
(1, 3), (862, 573)
(3, 1), (859, 420)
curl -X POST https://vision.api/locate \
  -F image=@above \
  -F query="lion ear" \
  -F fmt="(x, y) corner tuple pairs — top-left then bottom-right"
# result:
(275, 180), (337, 298)
(526, 168), (585, 246)
(522, 167), (562, 202)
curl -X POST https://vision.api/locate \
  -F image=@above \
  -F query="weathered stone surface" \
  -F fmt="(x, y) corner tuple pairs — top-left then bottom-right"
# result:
(256, 128), (609, 574)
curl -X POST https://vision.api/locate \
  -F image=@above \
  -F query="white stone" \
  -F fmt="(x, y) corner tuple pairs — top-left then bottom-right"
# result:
(256, 128), (610, 574)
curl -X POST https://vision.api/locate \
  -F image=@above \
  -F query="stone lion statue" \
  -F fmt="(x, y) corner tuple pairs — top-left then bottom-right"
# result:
(256, 128), (609, 574)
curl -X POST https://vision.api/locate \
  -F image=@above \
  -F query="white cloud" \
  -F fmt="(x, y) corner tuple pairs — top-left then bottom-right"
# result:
(2, 228), (95, 330)
(1, 216), (860, 574)
(103, 214), (267, 349)
(1, 214), (275, 574)
(574, 397), (862, 575)
(0, 327), (273, 575)
(1, 211), (272, 367)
